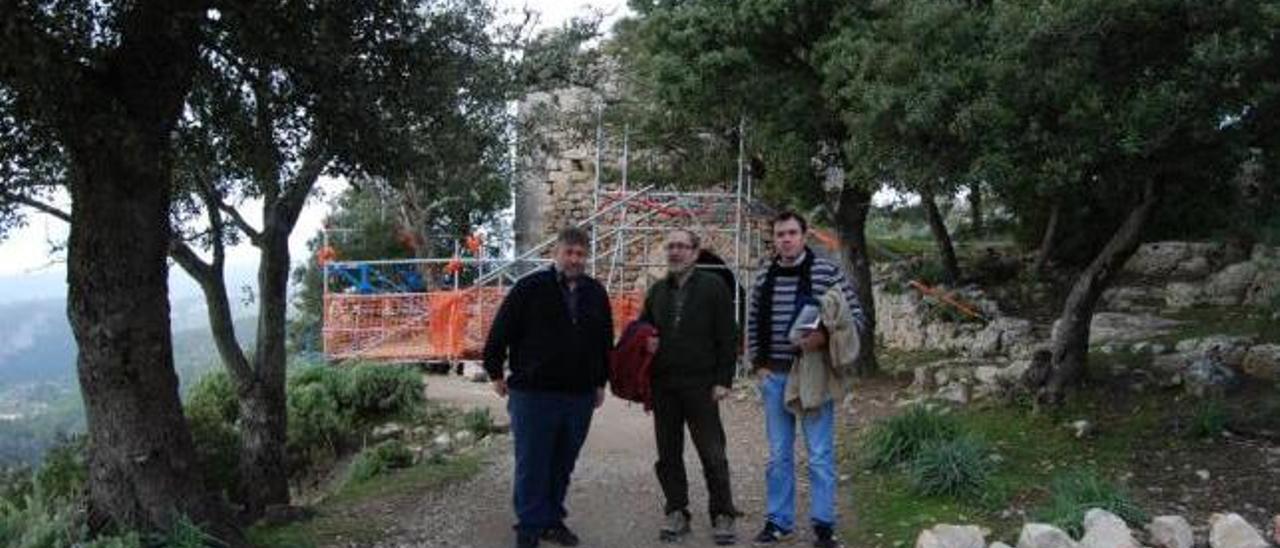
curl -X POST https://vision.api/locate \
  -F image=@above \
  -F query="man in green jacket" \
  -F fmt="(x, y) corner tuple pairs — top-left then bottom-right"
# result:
(642, 228), (740, 545)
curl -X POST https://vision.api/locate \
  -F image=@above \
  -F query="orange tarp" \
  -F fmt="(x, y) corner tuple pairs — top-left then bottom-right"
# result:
(323, 288), (645, 362)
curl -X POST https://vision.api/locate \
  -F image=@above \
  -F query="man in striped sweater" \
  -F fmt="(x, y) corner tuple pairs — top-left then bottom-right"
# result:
(746, 211), (866, 548)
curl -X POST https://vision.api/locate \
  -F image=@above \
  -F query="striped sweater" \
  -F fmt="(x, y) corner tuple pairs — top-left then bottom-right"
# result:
(747, 251), (866, 369)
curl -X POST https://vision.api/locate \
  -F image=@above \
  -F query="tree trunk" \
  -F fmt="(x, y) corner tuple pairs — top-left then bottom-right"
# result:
(1033, 202), (1062, 274)
(920, 187), (961, 285)
(836, 185), (878, 375)
(67, 139), (241, 543)
(239, 228), (293, 521)
(968, 182), (984, 234)
(1042, 180), (1159, 402)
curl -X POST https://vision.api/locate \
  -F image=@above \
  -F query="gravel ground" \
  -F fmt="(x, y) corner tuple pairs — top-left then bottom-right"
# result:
(370, 371), (863, 548)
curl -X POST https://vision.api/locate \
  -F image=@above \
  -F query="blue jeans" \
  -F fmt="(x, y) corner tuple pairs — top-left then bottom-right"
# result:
(508, 389), (595, 534)
(760, 371), (837, 531)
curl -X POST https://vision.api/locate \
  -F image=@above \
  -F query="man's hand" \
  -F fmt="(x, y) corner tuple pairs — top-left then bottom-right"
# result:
(798, 329), (828, 352)
(594, 387), (606, 409)
(646, 336), (660, 354)
(711, 385), (731, 401)
(491, 378), (508, 398)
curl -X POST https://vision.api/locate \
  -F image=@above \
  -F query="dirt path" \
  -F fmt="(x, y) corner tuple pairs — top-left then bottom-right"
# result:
(372, 368), (893, 548)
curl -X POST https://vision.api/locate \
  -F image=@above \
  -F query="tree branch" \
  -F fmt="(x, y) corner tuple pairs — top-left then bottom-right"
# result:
(278, 140), (330, 227)
(0, 190), (71, 223)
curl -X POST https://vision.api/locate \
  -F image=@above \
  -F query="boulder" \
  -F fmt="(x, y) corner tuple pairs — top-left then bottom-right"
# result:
(1174, 335), (1256, 369)
(915, 524), (988, 548)
(1165, 281), (1205, 309)
(991, 544), (1014, 548)
(1017, 523), (1079, 548)
(1203, 262), (1261, 306)
(1081, 509), (1139, 548)
(1083, 313), (1182, 346)
(1184, 354), (1240, 398)
(1147, 515), (1194, 548)
(1124, 241), (1228, 279)
(1209, 513), (1269, 548)
(372, 422), (405, 442)
(1242, 344), (1280, 381)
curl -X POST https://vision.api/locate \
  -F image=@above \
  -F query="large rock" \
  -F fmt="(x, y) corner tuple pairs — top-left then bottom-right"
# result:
(1209, 513), (1269, 548)
(1242, 344), (1280, 381)
(1148, 516), (1195, 548)
(916, 524), (988, 548)
(1082, 312), (1183, 346)
(971, 318), (1037, 358)
(1184, 353), (1240, 398)
(1080, 509), (1138, 548)
(1174, 335), (1257, 367)
(1203, 262), (1262, 306)
(1017, 523), (1079, 548)
(1124, 241), (1230, 279)
(1101, 286), (1167, 312)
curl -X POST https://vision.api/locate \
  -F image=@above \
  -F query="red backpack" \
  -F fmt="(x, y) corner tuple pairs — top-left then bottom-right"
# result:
(609, 320), (658, 411)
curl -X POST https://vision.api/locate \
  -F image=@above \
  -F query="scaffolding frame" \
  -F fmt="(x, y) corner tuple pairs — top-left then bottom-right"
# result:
(320, 109), (762, 369)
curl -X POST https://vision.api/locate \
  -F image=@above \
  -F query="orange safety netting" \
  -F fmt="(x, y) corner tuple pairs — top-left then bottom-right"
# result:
(323, 288), (646, 362)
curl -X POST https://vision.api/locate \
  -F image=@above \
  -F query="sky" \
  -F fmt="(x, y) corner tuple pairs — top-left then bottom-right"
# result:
(0, 0), (629, 303)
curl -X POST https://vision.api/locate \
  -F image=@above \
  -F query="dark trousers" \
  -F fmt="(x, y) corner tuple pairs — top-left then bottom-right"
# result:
(652, 384), (737, 518)
(508, 389), (594, 534)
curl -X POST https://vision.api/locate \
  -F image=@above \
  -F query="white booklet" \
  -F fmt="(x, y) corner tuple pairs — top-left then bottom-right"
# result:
(788, 302), (822, 345)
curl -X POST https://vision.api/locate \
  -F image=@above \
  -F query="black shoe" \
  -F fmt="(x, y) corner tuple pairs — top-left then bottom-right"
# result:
(541, 523), (580, 546)
(752, 521), (792, 545)
(812, 524), (839, 548)
(517, 530), (540, 548)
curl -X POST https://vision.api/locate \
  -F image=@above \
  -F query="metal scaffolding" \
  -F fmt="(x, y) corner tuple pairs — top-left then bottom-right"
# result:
(320, 109), (763, 367)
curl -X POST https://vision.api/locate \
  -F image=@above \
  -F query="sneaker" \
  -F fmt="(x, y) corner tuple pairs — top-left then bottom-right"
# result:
(660, 510), (692, 542)
(812, 524), (839, 548)
(752, 521), (792, 544)
(541, 523), (580, 546)
(712, 514), (737, 545)
(516, 530), (540, 548)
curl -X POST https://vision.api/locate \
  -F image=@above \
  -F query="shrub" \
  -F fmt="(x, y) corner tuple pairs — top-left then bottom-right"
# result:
(188, 409), (242, 494)
(287, 382), (352, 470)
(1033, 468), (1148, 538)
(863, 405), (962, 470)
(186, 369), (239, 425)
(0, 492), (79, 548)
(32, 436), (87, 504)
(347, 440), (414, 483)
(342, 364), (424, 423)
(908, 436), (993, 498)
(462, 408), (495, 438)
(1188, 398), (1229, 439)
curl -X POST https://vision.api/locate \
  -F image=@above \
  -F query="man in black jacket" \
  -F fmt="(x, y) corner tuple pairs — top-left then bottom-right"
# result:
(642, 229), (739, 545)
(484, 227), (614, 548)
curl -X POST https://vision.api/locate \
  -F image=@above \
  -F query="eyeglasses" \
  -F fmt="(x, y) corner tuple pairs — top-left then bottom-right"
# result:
(666, 242), (694, 251)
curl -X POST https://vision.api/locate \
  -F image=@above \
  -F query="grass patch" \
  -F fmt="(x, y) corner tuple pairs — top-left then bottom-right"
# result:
(1032, 468), (1148, 538)
(1155, 306), (1280, 346)
(908, 436), (993, 498)
(249, 453), (483, 548)
(845, 392), (1163, 548)
(863, 405), (963, 470)
(1188, 399), (1229, 439)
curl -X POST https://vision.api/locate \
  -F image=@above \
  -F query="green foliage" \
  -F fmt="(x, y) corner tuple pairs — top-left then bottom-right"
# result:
(1188, 399), (1229, 439)
(908, 436), (993, 499)
(863, 405), (962, 470)
(347, 441), (414, 484)
(287, 381), (351, 468)
(341, 364), (425, 424)
(186, 370), (239, 426)
(1033, 469), (1148, 538)
(0, 491), (79, 548)
(31, 438), (86, 504)
(461, 408), (495, 438)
